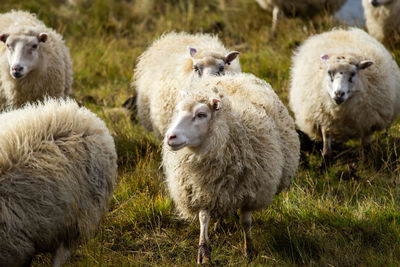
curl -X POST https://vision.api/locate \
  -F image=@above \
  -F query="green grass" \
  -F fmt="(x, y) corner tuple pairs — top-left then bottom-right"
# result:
(2, 0), (400, 266)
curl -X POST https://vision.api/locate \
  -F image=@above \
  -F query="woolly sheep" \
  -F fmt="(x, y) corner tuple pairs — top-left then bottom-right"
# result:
(289, 28), (400, 158)
(362, 0), (400, 44)
(162, 73), (300, 263)
(0, 10), (72, 110)
(0, 98), (118, 267)
(255, 0), (346, 36)
(134, 32), (241, 140)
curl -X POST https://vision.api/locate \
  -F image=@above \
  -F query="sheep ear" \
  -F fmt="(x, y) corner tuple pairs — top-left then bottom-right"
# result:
(38, 33), (48, 43)
(320, 54), (329, 61)
(358, 60), (373, 70)
(224, 51), (239, 65)
(188, 46), (197, 58)
(0, 33), (9, 43)
(210, 98), (221, 111)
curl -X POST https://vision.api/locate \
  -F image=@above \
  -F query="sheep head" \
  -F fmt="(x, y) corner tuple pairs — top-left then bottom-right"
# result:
(369, 0), (392, 7)
(321, 54), (373, 105)
(0, 30), (47, 79)
(165, 91), (222, 151)
(188, 46), (239, 77)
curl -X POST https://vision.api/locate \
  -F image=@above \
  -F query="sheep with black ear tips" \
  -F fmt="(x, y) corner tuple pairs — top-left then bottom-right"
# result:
(134, 32), (241, 140)
(0, 10), (72, 111)
(289, 28), (400, 159)
(0, 98), (117, 267)
(362, 0), (400, 44)
(162, 73), (300, 264)
(255, 0), (346, 36)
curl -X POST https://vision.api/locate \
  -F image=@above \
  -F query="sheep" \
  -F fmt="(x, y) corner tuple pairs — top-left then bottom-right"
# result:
(255, 0), (347, 36)
(162, 73), (300, 263)
(0, 10), (72, 111)
(0, 98), (118, 267)
(134, 32), (241, 140)
(362, 0), (400, 44)
(289, 27), (400, 158)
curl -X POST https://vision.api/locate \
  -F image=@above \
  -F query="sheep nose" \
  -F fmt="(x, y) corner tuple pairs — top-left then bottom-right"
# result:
(167, 134), (177, 144)
(335, 91), (345, 98)
(12, 65), (23, 73)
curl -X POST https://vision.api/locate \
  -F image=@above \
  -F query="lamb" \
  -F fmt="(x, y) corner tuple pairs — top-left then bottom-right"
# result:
(134, 32), (241, 140)
(255, 0), (347, 36)
(289, 28), (400, 158)
(0, 98), (118, 267)
(162, 73), (300, 263)
(0, 10), (72, 111)
(362, 0), (400, 44)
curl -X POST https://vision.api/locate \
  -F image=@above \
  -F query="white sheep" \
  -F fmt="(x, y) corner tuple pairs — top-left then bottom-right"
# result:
(289, 28), (400, 158)
(0, 10), (72, 110)
(362, 0), (400, 44)
(162, 73), (300, 263)
(134, 31), (241, 140)
(255, 0), (347, 36)
(0, 98), (117, 267)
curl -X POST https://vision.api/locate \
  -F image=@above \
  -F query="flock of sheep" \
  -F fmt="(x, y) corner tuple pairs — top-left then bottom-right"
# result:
(0, 0), (400, 266)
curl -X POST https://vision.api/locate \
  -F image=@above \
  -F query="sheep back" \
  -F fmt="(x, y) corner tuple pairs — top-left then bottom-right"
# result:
(256, 0), (346, 16)
(0, 98), (117, 266)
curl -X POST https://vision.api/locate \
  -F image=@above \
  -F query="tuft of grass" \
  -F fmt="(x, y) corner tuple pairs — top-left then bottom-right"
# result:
(1, 0), (400, 265)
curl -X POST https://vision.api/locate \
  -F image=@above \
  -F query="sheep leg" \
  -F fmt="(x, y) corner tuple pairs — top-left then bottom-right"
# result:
(197, 210), (211, 265)
(51, 242), (70, 267)
(321, 128), (332, 159)
(270, 6), (280, 38)
(240, 209), (255, 259)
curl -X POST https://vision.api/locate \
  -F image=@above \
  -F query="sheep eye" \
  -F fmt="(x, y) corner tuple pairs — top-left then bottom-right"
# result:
(193, 65), (200, 72)
(32, 44), (38, 49)
(196, 112), (207, 119)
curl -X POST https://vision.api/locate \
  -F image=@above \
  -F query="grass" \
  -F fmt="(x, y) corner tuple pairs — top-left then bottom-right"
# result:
(2, 0), (400, 266)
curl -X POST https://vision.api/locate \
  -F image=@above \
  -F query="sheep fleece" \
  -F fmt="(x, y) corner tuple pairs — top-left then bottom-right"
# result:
(289, 28), (400, 142)
(0, 10), (72, 110)
(362, 0), (400, 43)
(162, 73), (300, 219)
(134, 32), (241, 140)
(0, 99), (117, 266)
(255, 0), (346, 16)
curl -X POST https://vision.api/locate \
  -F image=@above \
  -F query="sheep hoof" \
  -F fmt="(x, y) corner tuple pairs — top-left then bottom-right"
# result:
(197, 243), (211, 265)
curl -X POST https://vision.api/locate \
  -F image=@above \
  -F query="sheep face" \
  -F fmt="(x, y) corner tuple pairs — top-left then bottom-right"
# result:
(166, 97), (221, 151)
(321, 55), (373, 105)
(0, 33), (47, 79)
(369, 0), (392, 7)
(189, 47), (239, 77)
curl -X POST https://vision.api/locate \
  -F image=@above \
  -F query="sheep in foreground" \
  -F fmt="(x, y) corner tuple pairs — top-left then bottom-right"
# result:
(362, 0), (400, 44)
(255, 0), (346, 36)
(162, 73), (300, 263)
(289, 28), (400, 158)
(0, 10), (72, 110)
(0, 98), (118, 267)
(134, 32), (241, 140)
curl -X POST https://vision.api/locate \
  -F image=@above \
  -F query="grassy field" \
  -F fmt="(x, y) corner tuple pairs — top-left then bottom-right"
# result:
(2, 0), (400, 266)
